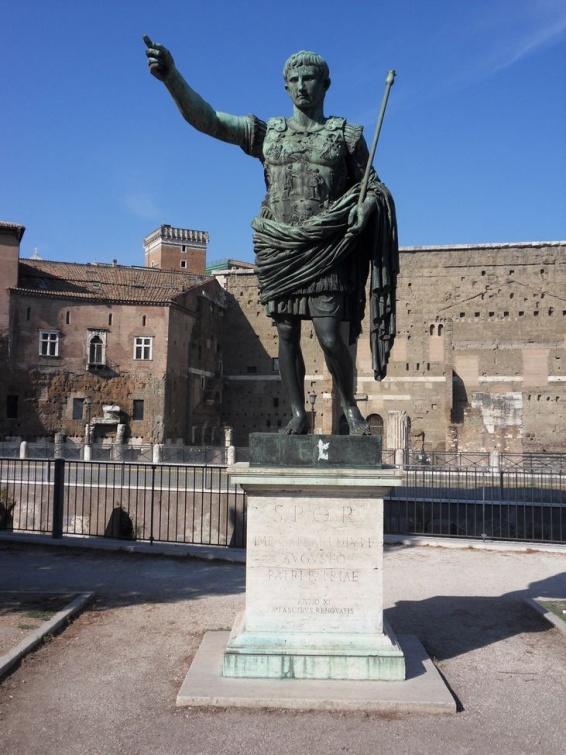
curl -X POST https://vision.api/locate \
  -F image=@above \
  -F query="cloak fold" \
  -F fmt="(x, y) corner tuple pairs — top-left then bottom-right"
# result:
(252, 183), (399, 381)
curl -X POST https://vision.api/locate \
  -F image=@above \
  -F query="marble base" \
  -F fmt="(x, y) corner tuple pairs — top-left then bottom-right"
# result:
(223, 612), (405, 680)
(225, 463), (405, 682)
(177, 631), (457, 713)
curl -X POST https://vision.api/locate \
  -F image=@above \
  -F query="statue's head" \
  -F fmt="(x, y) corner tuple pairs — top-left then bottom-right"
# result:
(283, 51), (330, 90)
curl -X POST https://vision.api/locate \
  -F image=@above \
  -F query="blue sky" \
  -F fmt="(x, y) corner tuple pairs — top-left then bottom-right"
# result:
(2, 0), (565, 267)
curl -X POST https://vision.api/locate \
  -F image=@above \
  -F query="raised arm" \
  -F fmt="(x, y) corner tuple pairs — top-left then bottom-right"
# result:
(143, 36), (247, 147)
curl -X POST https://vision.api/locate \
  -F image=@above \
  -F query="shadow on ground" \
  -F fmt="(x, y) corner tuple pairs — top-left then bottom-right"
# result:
(387, 571), (566, 661)
(0, 542), (245, 612)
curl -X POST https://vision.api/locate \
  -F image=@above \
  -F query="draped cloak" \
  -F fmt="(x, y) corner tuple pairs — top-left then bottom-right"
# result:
(252, 182), (399, 381)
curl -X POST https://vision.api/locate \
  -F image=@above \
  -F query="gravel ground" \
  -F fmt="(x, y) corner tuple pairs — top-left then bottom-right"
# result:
(0, 540), (564, 755)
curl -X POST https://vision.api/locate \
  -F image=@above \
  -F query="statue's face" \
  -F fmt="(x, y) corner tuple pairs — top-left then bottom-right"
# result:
(285, 65), (328, 110)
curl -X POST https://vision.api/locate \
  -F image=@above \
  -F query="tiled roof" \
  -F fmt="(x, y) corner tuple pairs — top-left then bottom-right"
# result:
(0, 221), (25, 241)
(13, 260), (211, 304)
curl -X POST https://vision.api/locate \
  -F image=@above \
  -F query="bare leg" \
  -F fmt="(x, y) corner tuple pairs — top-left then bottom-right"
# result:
(312, 316), (370, 435)
(275, 316), (309, 434)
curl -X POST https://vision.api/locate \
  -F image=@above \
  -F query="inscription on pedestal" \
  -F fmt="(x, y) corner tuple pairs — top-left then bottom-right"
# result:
(245, 495), (384, 635)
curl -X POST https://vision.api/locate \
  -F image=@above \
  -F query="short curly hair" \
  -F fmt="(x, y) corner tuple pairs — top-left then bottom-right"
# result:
(283, 51), (330, 85)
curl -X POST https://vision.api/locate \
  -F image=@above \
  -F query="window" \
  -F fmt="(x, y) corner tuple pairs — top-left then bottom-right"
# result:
(272, 357), (279, 373)
(134, 336), (153, 360)
(367, 414), (384, 437)
(88, 334), (105, 365)
(180, 260), (187, 269)
(72, 398), (84, 420)
(39, 330), (59, 357)
(132, 400), (144, 421)
(6, 395), (18, 419)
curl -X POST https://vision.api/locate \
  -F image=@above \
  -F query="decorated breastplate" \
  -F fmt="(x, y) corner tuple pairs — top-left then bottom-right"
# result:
(262, 117), (349, 224)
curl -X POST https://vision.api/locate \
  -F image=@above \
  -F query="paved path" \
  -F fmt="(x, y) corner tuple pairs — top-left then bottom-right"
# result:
(0, 540), (564, 754)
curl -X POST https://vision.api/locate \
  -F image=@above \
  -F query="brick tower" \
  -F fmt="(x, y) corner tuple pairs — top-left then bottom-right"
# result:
(143, 225), (209, 274)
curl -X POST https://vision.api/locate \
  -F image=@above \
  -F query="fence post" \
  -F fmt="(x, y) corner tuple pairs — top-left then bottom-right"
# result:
(52, 458), (65, 538)
(19, 441), (27, 459)
(149, 464), (156, 544)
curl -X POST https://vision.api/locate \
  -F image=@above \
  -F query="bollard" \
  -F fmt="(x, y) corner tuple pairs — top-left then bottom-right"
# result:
(227, 445), (236, 466)
(152, 444), (163, 463)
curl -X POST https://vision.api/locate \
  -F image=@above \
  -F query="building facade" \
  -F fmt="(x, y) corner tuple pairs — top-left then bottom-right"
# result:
(0, 222), (225, 445)
(2, 218), (565, 453)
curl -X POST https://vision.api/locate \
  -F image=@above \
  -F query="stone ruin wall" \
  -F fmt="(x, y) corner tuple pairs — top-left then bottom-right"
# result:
(221, 242), (566, 452)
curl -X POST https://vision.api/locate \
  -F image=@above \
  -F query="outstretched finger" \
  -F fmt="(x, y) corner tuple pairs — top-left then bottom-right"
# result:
(143, 35), (163, 52)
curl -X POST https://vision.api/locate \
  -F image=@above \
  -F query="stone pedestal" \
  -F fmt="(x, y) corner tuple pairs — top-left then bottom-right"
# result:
(223, 446), (405, 681)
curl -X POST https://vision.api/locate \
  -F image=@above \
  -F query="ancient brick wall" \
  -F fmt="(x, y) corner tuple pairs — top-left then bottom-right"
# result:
(220, 242), (566, 452)
(2, 295), (170, 442)
(165, 279), (225, 444)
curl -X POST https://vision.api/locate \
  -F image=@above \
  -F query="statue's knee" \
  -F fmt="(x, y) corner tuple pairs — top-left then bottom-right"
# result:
(317, 332), (339, 353)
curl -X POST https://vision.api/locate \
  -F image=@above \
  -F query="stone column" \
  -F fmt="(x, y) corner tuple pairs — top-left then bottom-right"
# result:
(386, 410), (409, 452)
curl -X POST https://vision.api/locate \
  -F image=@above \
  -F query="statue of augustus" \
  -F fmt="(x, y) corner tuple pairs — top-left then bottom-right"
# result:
(144, 39), (398, 435)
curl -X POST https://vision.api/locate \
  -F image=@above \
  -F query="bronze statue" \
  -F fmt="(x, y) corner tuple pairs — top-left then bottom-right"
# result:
(144, 38), (398, 435)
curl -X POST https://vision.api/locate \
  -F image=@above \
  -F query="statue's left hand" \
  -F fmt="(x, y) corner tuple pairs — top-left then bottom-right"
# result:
(347, 198), (374, 236)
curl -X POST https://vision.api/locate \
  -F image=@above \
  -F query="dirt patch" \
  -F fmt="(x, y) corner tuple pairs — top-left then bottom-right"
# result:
(0, 592), (77, 656)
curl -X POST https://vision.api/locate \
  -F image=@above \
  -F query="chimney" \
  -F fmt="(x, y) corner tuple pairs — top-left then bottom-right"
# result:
(0, 222), (25, 331)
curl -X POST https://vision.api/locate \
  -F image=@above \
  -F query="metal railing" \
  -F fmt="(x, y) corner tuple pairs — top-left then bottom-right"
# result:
(0, 458), (246, 548)
(404, 450), (566, 472)
(1, 441), (251, 464)
(385, 466), (566, 543)
(1, 455), (565, 547)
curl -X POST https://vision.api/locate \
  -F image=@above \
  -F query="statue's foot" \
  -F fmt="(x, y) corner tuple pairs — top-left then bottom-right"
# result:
(344, 406), (371, 436)
(279, 415), (309, 435)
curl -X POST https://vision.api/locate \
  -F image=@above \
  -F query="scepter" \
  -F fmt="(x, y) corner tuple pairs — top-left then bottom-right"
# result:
(358, 69), (396, 205)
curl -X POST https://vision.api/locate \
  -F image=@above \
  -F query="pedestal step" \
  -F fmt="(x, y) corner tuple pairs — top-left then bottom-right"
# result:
(223, 613), (406, 681)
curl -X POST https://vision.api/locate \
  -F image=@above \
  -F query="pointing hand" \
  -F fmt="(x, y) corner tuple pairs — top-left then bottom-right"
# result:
(143, 35), (174, 81)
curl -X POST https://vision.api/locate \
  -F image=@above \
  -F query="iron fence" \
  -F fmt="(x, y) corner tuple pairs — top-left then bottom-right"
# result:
(405, 450), (566, 472)
(0, 458), (246, 547)
(1, 456), (565, 547)
(1, 441), (252, 465)
(385, 466), (566, 543)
